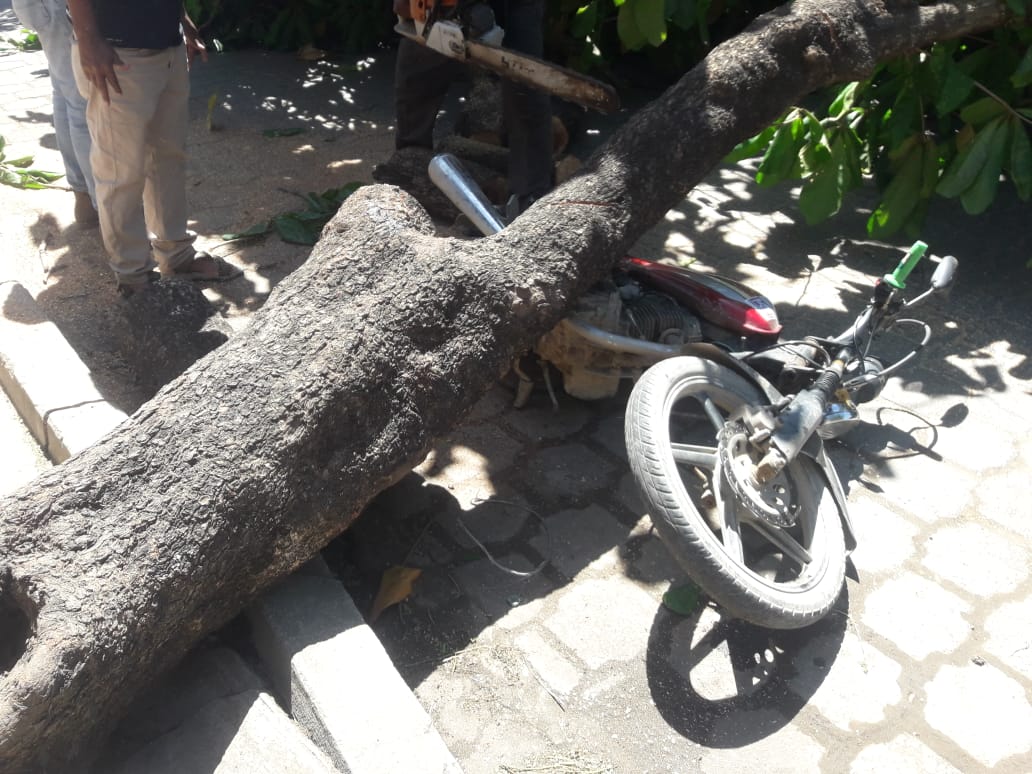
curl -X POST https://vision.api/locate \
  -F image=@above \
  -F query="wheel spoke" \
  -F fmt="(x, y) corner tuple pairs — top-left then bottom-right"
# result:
(671, 443), (717, 469)
(701, 395), (727, 436)
(746, 518), (813, 566)
(713, 473), (744, 562)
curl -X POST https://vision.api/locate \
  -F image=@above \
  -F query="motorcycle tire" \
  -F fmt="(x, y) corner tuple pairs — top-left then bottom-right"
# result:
(625, 356), (845, 629)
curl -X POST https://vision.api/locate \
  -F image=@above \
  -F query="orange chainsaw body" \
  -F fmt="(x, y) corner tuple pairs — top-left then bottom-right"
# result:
(409, 0), (458, 25)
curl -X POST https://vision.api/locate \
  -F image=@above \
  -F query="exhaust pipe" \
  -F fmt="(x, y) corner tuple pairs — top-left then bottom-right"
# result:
(427, 153), (505, 237)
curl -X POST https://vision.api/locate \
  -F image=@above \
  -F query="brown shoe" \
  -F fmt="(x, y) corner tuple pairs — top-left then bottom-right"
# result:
(74, 191), (99, 227)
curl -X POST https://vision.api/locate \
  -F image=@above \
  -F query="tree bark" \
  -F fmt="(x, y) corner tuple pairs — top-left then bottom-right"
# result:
(0, 0), (1016, 770)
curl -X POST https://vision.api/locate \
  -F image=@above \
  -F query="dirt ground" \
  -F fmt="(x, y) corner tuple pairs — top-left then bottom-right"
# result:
(2, 47), (403, 413)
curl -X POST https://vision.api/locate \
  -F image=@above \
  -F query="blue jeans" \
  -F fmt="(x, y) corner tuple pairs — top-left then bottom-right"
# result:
(12, 0), (95, 201)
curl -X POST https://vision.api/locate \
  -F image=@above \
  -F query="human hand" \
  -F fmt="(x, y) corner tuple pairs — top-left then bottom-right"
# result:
(76, 33), (124, 104)
(182, 14), (208, 66)
(393, 0), (412, 20)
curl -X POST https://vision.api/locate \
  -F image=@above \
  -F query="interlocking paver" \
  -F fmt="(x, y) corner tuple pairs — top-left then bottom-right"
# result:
(862, 572), (972, 660)
(849, 734), (962, 774)
(527, 504), (630, 580)
(985, 594), (1032, 681)
(863, 454), (976, 522)
(543, 578), (656, 669)
(701, 712), (825, 773)
(924, 661), (1032, 768)
(520, 442), (617, 502)
(787, 629), (902, 730)
(978, 468), (1032, 541)
(514, 628), (581, 697)
(848, 495), (921, 576)
(668, 607), (776, 700)
(922, 522), (1029, 597)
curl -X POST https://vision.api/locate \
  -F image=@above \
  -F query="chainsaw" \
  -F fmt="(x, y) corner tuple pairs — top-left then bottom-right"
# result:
(395, 0), (620, 113)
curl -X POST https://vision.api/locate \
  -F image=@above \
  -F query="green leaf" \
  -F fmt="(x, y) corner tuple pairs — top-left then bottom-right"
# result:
(695, 0), (710, 45)
(273, 212), (321, 244)
(919, 137), (941, 198)
(798, 111), (829, 174)
(724, 124), (777, 164)
(661, 583), (703, 616)
(6, 155), (33, 168)
(1009, 120), (1032, 200)
(828, 82), (859, 118)
(221, 220), (272, 241)
(800, 158), (843, 225)
(633, 0), (666, 47)
(840, 127), (865, 190)
(24, 169), (63, 182)
(756, 113), (803, 187)
(883, 83), (922, 150)
(570, 2), (598, 39)
(960, 118), (1009, 214)
(935, 62), (974, 117)
(1007, 0), (1030, 18)
(616, 1), (647, 50)
(262, 127), (306, 138)
(868, 143), (925, 236)
(668, 0), (697, 31)
(1012, 45), (1032, 89)
(937, 117), (1006, 198)
(959, 97), (1006, 127)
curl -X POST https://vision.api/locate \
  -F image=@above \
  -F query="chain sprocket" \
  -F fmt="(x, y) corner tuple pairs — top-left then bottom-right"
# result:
(716, 420), (798, 528)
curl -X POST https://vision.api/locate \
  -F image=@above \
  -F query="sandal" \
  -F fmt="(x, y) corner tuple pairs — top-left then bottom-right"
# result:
(167, 252), (243, 282)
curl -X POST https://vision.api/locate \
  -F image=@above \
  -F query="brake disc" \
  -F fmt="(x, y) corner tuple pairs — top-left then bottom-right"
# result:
(716, 420), (798, 528)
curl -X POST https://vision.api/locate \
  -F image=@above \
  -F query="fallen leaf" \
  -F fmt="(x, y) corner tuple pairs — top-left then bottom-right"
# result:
(368, 565), (422, 623)
(662, 583), (703, 617)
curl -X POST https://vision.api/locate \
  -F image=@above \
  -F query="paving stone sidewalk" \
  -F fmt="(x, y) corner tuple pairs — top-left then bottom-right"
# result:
(336, 177), (1032, 772)
(3, 5), (1032, 773)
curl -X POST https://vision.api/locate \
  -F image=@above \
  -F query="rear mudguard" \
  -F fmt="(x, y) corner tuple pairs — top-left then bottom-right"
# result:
(679, 343), (857, 552)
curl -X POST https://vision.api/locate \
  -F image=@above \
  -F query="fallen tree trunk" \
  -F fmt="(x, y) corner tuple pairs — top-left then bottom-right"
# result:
(0, 0), (1016, 770)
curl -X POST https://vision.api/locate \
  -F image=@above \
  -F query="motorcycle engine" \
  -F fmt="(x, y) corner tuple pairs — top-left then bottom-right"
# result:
(535, 278), (704, 400)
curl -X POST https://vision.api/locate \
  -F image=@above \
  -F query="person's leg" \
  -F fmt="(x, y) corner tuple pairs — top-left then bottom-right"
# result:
(143, 44), (195, 274)
(394, 37), (465, 150)
(498, 0), (553, 207)
(73, 43), (164, 287)
(13, 0), (96, 214)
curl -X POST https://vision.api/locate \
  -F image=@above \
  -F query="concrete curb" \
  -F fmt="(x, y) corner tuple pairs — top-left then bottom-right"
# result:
(0, 281), (127, 462)
(249, 558), (462, 774)
(0, 282), (461, 773)
(105, 647), (340, 774)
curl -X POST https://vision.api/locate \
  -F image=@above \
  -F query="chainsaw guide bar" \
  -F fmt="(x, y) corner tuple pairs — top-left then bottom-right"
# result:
(395, 19), (620, 114)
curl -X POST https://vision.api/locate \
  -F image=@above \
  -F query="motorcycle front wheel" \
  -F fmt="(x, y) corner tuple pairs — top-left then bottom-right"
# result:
(625, 357), (845, 629)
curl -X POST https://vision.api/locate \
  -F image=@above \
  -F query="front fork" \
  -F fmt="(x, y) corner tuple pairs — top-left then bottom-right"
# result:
(753, 354), (849, 484)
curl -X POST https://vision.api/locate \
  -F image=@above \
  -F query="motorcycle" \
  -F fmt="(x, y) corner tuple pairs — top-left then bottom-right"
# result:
(429, 153), (958, 630)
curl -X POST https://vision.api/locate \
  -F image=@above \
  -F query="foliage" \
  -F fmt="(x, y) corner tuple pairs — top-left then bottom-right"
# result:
(553, 0), (1030, 233)
(183, 0), (394, 52)
(1, 28), (41, 52)
(725, 26), (1032, 236)
(549, 0), (781, 78)
(222, 182), (363, 245)
(0, 136), (63, 189)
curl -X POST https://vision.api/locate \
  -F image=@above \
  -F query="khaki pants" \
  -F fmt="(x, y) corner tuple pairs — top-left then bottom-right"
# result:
(72, 42), (195, 285)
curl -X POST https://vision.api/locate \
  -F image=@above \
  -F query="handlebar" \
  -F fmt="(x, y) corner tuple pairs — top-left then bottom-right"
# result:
(883, 240), (928, 290)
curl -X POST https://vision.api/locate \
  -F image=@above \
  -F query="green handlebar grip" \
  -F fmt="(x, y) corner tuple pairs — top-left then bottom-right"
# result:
(884, 240), (928, 289)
